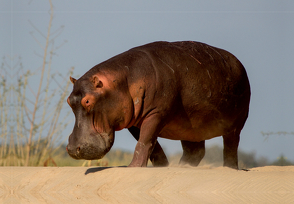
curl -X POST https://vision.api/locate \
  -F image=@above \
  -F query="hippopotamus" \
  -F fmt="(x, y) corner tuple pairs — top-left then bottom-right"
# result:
(66, 41), (250, 169)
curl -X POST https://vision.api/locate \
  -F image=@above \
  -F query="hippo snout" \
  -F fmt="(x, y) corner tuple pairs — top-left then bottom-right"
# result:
(67, 135), (114, 160)
(67, 131), (115, 160)
(67, 143), (104, 160)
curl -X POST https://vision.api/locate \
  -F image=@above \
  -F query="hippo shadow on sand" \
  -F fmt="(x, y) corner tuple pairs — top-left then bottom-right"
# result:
(85, 166), (127, 175)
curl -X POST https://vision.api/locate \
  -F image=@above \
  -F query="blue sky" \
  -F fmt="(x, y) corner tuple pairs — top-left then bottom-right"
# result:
(2, 0), (294, 161)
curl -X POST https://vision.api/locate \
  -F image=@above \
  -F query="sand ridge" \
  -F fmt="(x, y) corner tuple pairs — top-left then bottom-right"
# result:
(1, 166), (293, 203)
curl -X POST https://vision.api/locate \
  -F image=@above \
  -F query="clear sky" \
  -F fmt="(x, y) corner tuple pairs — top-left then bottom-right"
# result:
(2, 0), (294, 162)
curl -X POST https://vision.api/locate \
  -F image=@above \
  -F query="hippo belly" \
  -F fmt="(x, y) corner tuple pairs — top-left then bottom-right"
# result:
(158, 108), (227, 142)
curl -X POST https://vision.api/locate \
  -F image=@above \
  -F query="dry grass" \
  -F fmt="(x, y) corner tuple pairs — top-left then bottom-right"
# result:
(0, 0), (74, 166)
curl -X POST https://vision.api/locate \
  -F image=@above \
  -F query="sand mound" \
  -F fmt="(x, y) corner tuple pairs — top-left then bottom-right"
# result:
(1, 166), (293, 203)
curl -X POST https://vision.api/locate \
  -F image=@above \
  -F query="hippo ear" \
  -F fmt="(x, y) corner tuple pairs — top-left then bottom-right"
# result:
(92, 75), (103, 88)
(69, 76), (77, 84)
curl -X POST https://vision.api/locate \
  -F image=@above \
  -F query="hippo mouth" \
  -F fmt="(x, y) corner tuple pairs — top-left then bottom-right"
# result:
(69, 143), (105, 160)
(67, 132), (114, 160)
(67, 144), (111, 160)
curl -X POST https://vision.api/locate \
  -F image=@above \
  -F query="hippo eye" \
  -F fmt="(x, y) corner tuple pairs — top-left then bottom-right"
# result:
(86, 100), (89, 104)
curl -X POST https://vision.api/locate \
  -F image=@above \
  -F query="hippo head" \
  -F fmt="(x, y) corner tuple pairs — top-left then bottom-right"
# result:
(66, 71), (134, 160)
(66, 74), (117, 160)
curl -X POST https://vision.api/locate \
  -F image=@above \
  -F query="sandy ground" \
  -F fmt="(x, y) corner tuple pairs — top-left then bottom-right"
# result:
(0, 166), (293, 204)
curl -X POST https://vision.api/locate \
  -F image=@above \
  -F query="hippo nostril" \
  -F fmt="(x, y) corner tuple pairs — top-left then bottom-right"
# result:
(77, 146), (80, 154)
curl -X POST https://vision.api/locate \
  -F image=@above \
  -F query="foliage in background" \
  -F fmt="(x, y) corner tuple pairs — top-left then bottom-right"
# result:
(0, 0), (73, 166)
(168, 145), (293, 168)
(0, 57), (9, 165)
(30, 144), (293, 168)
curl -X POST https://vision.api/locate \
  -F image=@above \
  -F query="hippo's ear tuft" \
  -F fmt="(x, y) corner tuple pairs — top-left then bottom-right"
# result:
(70, 76), (77, 84)
(92, 75), (103, 88)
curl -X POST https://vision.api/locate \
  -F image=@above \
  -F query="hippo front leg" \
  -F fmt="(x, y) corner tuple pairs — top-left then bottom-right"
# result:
(128, 115), (164, 167)
(128, 126), (169, 167)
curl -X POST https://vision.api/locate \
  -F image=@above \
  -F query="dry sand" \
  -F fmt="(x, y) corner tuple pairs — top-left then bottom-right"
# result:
(0, 166), (293, 203)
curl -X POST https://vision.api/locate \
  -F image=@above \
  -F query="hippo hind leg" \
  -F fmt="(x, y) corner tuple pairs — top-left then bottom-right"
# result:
(222, 129), (241, 170)
(179, 140), (205, 166)
(128, 126), (169, 167)
(223, 108), (249, 170)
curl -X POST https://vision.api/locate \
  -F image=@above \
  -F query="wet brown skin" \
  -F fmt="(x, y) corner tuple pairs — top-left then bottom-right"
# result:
(66, 41), (250, 169)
